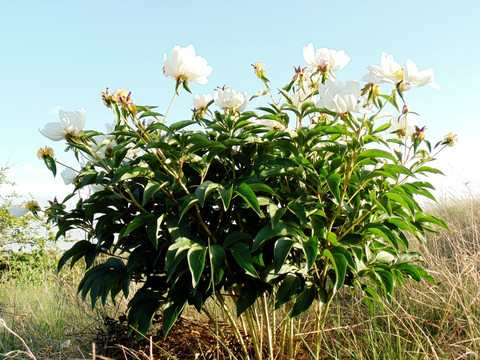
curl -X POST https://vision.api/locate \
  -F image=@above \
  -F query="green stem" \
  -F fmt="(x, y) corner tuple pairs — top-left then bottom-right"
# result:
(216, 292), (251, 360)
(163, 90), (177, 124)
(262, 294), (274, 360)
(245, 308), (262, 360)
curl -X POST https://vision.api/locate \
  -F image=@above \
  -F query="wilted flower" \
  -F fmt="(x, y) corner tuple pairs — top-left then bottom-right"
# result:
(214, 86), (248, 114)
(37, 146), (54, 160)
(163, 45), (212, 85)
(389, 113), (418, 139)
(61, 167), (77, 185)
(39, 109), (86, 141)
(363, 53), (439, 90)
(442, 132), (458, 147)
(25, 200), (41, 214)
(316, 80), (362, 114)
(413, 125), (427, 141)
(303, 43), (350, 78)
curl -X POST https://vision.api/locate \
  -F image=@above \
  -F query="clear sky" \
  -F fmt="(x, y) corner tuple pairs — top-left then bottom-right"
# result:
(1, 0), (479, 206)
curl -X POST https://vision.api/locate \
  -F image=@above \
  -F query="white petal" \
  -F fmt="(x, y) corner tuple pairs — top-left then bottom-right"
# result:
(9, 206), (28, 217)
(39, 122), (67, 141)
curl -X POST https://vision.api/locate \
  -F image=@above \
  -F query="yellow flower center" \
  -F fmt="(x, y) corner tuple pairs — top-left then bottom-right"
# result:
(37, 147), (54, 160)
(394, 68), (404, 81)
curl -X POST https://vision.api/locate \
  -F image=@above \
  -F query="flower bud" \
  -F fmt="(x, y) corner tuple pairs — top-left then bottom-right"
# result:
(101, 88), (115, 107)
(252, 61), (266, 79)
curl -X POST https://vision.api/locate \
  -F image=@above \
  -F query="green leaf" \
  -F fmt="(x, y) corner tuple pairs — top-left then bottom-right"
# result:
(290, 284), (316, 317)
(323, 249), (347, 292)
(376, 269), (394, 295)
(195, 181), (219, 207)
(235, 183), (261, 216)
(394, 263), (421, 282)
(326, 173), (341, 203)
(43, 156), (57, 177)
(230, 242), (258, 278)
(179, 195), (199, 221)
(218, 184), (233, 211)
(414, 166), (444, 175)
(170, 120), (195, 131)
(143, 180), (168, 205)
(252, 221), (291, 252)
(274, 238), (295, 274)
(330, 246), (355, 269)
(187, 245), (207, 288)
(224, 231), (253, 249)
(250, 90), (268, 100)
(275, 274), (303, 309)
(357, 149), (396, 162)
(165, 237), (194, 281)
(58, 240), (96, 271)
(415, 212), (449, 230)
(364, 223), (399, 251)
(107, 166), (155, 185)
(302, 236), (318, 271)
(268, 203), (285, 229)
(163, 299), (187, 337)
(119, 213), (158, 239)
(209, 244), (226, 285)
(288, 203), (307, 225)
(146, 214), (165, 249)
(385, 192), (414, 215)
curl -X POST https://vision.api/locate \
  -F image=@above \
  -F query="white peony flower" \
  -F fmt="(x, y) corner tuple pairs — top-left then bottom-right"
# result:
(193, 94), (213, 109)
(363, 53), (438, 90)
(389, 113), (418, 138)
(163, 45), (213, 85)
(316, 80), (362, 114)
(303, 43), (350, 74)
(214, 87), (248, 113)
(39, 109), (86, 141)
(61, 167), (77, 185)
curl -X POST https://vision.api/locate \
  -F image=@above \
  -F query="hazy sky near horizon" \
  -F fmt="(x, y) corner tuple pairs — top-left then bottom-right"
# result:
(1, 0), (479, 205)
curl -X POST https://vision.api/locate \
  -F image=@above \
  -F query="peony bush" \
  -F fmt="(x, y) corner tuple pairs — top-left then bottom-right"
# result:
(37, 43), (455, 357)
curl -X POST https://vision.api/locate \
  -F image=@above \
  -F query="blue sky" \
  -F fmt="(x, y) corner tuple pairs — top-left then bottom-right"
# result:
(1, 0), (479, 205)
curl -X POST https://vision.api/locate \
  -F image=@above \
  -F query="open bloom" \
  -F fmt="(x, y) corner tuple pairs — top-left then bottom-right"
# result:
(61, 167), (77, 185)
(39, 109), (86, 141)
(193, 94), (213, 110)
(316, 80), (362, 114)
(214, 87), (248, 113)
(163, 45), (212, 85)
(303, 43), (350, 76)
(390, 113), (418, 138)
(363, 53), (439, 90)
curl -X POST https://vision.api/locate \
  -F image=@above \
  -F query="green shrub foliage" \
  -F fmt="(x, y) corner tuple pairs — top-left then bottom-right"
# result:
(42, 46), (453, 337)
